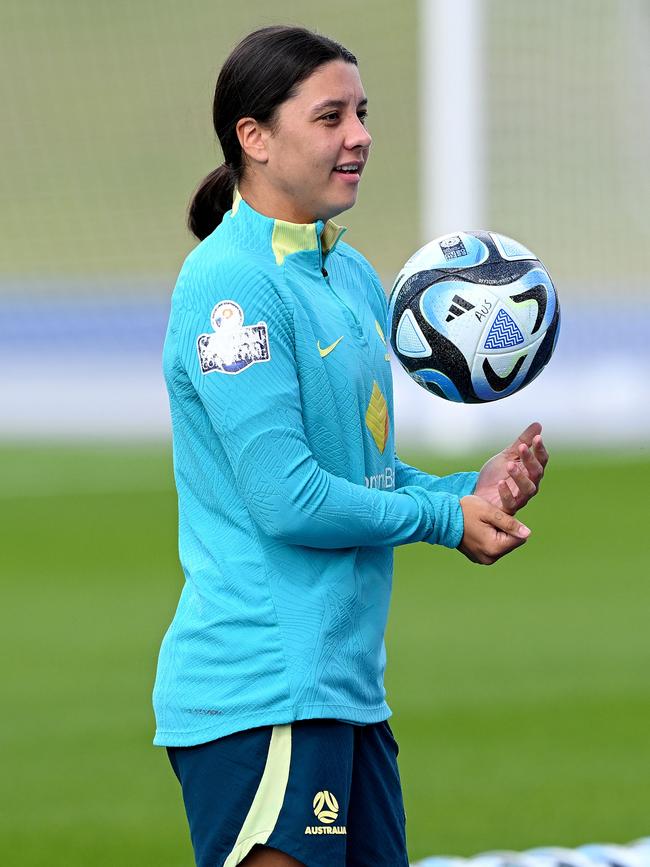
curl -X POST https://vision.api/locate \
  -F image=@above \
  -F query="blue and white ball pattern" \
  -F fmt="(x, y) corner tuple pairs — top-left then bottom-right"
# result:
(388, 231), (560, 403)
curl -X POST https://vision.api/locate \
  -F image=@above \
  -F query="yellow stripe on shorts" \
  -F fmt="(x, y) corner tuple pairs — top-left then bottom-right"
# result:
(223, 724), (292, 866)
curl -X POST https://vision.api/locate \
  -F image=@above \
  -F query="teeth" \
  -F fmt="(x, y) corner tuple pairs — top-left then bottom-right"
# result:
(336, 164), (359, 173)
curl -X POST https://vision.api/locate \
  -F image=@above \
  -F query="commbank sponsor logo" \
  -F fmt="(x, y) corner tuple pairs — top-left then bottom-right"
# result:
(365, 467), (394, 490)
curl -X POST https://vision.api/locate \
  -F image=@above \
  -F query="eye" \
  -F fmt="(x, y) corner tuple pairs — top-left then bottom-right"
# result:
(320, 112), (340, 123)
(357, 109), (369, 125)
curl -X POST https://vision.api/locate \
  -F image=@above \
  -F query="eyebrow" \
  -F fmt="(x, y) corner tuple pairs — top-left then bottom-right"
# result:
(311, 97), (368, 114)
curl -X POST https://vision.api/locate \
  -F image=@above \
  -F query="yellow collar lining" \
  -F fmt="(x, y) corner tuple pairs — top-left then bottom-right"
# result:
(231, 189), (346, 265)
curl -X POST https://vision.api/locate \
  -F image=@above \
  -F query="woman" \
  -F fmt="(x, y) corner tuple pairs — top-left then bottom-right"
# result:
(153, 25), (547, 867)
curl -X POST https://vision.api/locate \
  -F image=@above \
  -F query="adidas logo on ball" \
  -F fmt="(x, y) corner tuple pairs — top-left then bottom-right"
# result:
(446, 294), (476, 322)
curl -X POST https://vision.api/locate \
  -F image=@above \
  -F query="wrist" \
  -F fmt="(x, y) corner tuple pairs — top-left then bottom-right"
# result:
(423, 492), (465, 548)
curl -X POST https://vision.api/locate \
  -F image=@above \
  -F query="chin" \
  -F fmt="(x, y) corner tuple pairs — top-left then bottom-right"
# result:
(323, 193), (358, 222)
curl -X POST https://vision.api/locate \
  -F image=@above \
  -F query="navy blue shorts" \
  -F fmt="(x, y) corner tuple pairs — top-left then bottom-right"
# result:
(166, 718), (408, 867)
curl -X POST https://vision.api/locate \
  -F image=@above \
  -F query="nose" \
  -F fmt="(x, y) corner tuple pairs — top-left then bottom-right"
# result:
(345, 115), (372, 151)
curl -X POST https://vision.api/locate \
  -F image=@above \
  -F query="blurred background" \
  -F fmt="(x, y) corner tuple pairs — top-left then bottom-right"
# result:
(1, 1), (649, 865)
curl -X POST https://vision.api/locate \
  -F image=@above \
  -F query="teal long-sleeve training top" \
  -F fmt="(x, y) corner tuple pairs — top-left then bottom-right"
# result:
(152, 193), (478, 746)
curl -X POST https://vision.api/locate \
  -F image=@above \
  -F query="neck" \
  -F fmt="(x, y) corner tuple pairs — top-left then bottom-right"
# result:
(238, 178), (321, 225)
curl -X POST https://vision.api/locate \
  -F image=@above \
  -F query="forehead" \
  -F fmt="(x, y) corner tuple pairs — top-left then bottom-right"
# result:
(290, 60), (366, 108)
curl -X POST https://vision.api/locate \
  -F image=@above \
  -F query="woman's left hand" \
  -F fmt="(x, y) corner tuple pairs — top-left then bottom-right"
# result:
(474, 422), (548, 515)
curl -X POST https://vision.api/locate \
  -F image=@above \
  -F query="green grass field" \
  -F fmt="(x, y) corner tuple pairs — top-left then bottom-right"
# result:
(2, 444), (649, 865)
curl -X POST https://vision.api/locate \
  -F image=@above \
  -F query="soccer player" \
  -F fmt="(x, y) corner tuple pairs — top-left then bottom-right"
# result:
(152, 25), (547, 867)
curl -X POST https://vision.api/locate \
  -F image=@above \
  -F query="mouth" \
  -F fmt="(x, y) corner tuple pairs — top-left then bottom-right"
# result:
(333, 161), (363, 181)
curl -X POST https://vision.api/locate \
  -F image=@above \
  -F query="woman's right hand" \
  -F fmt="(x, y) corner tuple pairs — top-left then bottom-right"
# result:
(458, 494), (531, 565)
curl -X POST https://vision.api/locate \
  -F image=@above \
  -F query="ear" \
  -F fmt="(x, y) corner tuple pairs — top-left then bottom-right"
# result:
(236, 117), (269, 165)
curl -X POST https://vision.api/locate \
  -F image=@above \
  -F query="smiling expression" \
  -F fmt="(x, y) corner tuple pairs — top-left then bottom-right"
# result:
(241, 60), (372, 224)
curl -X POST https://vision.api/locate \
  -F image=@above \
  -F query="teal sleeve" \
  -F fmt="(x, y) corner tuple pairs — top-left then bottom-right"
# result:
(394, 455), (479, 499)
(172, 262), (465, 550)
(360, 262), (478, 504)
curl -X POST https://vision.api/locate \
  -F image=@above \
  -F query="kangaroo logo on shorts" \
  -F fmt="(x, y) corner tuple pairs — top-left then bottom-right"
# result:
(305, 790), (347, 836)
(197, 300), (270, 375)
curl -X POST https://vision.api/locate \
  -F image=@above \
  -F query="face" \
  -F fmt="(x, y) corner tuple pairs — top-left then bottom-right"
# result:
(252, 60), (372, 224)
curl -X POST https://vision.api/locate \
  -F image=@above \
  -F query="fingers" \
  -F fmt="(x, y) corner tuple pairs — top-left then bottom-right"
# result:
(516, 434), (548, 491)
(478, 507), (530, 565)
(488, 506), (531, 540)
(532, 433), (549, 467)
(511, 421), (542, 450)
(519, 443), (543, 481)
(506, 432), (549, 501)
(458, 496), (532, 566)
(497, 478), (517, 514)
(497, 460), (537, 514)
(509, 459), (537, 497)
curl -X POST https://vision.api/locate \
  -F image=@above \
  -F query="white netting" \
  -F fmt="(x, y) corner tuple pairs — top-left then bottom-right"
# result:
(0, 0), (417, 286)
(486, 0), (650, 291)
(2, 1), (648, 291)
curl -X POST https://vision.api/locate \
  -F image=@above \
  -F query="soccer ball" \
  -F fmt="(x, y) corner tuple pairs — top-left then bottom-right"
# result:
(578, 846), (646, 867)
(388, 231), (560, 403)
(524, 848), (598, 867)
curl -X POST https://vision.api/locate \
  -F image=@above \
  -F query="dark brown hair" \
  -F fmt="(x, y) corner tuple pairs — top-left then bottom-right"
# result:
(187, 26), (357, 240)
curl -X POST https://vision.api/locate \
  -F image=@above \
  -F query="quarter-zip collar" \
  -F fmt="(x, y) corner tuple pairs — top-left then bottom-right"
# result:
(229, 189), (347, 268)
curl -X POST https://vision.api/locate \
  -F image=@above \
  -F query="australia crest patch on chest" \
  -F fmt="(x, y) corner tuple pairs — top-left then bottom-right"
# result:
(197, 300), (270, 375)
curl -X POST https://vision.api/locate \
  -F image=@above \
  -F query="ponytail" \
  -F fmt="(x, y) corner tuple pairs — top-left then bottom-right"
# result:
(187, 163), (237, 240)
